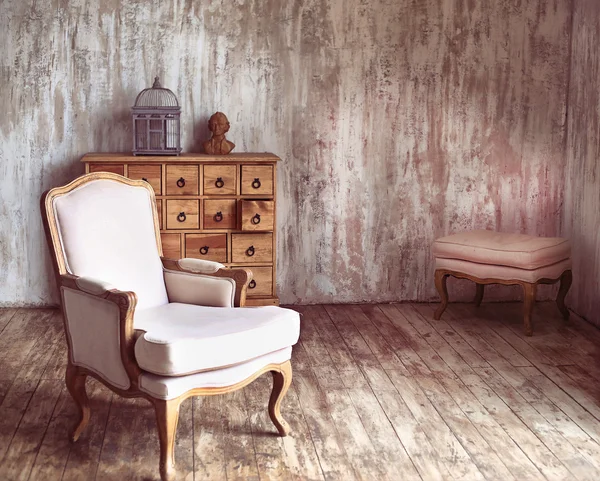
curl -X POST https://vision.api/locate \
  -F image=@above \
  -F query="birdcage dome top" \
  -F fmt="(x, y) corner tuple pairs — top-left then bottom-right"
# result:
(133, 77), (179, 109)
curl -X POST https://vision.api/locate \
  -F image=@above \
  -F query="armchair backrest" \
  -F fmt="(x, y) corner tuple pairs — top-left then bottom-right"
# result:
(42, 173), (168, 309)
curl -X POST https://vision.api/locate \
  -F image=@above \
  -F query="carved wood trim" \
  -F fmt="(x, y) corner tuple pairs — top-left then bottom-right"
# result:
(41, 172), (163, 277)
(433, 268), (572, 336)
(59, 275), (142, 388)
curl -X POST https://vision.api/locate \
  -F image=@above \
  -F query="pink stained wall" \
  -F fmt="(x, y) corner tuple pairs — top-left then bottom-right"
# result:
(563, 0), (600, 326)
(0, 1), (573, 306)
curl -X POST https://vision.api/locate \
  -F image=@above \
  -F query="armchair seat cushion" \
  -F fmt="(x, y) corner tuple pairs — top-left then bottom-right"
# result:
(134, 303), (300, 376)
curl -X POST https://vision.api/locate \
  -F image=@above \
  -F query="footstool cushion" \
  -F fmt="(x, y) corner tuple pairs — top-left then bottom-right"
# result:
(433, 230), (571, 270)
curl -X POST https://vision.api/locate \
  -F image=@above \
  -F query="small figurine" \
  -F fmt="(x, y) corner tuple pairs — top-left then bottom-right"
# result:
(203, 112), (235, 155)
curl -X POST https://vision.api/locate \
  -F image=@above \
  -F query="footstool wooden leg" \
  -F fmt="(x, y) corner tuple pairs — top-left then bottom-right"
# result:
(434, 270), (449, 320)
(522, 282), (537, 336)
(474, 283), (484, 307)
(556, 270), (572, 320)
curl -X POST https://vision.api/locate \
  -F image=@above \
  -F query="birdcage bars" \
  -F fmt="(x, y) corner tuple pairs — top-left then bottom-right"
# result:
(132, 77), (182, 155)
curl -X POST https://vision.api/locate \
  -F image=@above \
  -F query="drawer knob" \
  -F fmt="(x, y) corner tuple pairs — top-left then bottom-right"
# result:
(215, 177), (225, 188)
(252, 178), (261, 189)
(214, 211), (223, 222)
(249, 280), (256, 289)
(142, 177), (148, 182)
(177, 212), (187, 222)
(176, 177), (186, 188)
(251, 213), (261, 225)
(199, 246), (209, 255)
(246, 245), (255, 257)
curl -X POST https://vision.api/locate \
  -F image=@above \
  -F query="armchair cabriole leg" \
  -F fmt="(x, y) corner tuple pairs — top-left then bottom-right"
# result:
(556, 270), (572, 320)
(65, 363), (90, 443)
(269, 361), (292, 436)
(154, 398), (181, 481)
(434, 270), (449, 320)
(474, 283), (485, 307)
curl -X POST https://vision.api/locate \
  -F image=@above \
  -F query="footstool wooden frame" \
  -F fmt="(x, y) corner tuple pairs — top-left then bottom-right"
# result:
(432, 230), (572, 336)
(433, 269), (572, 336)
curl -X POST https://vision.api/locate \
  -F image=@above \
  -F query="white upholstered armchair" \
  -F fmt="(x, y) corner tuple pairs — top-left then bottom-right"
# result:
(41, 172), (300, 481)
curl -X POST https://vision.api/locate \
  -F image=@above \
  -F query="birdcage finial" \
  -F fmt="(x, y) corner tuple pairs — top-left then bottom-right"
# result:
(152, 76), (162, 88)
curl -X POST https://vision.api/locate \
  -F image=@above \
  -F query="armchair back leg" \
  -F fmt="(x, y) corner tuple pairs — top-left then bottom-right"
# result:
(154, 397), (182, 481)
(65, 363), (90, 442)
(269, 360), (292, 436)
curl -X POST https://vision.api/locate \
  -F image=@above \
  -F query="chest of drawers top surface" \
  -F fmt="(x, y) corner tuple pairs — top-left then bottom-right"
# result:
(81, 152), (280, 163)
(81, 153), (280, 306)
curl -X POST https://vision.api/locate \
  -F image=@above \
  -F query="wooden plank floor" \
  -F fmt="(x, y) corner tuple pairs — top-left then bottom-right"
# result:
(1, 302), (600, 480)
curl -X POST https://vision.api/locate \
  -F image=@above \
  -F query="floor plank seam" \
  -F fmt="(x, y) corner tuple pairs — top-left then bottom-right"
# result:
(287, 381), (330, 481)
(25, 382), (65, 481)
(91, 387), (114, 481)
(0, 377), (42, 466)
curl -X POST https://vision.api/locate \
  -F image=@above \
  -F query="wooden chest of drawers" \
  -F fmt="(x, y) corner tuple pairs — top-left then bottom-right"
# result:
(82, 153), (281, 306)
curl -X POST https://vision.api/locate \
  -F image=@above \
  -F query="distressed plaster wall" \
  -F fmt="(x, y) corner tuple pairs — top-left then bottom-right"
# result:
(563, 0), (600, 326)
(0, 0), (571, 306)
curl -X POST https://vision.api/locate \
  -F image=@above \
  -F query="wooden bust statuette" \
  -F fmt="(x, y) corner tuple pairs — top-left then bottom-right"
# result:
(203, 112), (235, 155)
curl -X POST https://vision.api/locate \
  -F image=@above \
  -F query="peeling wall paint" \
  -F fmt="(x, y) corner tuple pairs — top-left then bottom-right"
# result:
(0, 0), (572, 306)
(563, 0), (600, 326)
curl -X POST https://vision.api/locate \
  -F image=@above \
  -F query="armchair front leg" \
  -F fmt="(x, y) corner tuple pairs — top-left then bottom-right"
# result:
(153, 397), (182, 481)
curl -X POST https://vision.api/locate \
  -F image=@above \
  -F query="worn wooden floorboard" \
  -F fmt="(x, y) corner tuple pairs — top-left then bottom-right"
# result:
(1, 304), (600, 480)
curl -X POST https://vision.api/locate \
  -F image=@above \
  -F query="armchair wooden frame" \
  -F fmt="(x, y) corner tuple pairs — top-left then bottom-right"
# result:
(41, 172), (292, 481)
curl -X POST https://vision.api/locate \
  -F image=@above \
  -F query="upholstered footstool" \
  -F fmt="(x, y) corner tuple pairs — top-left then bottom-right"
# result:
(432, 230), (572, 336)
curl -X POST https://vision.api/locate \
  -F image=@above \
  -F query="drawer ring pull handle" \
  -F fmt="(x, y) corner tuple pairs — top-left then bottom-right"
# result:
(246, 245), (255, 257)
(177, 212), (187, 223)
(199, 246), (209, 255)
(252, 178), (261, 189)
(251, 213), (261, 225)
(215, 177), (225, 188)
(142, 177), (148, 182)
(214, 211), (223, 222)
(176, 177), (186, 188)
(249, 280), (257, 289)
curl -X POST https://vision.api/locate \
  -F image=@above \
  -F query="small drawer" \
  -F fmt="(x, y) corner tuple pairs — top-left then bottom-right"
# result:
(241, 200), (274, 231)
(166, 200), (199, 229)
(204, 199), (236, 229)
(186, 234), (227, 263)
(204, 165), (237, 195)
(128, 164), (162, 194)
(241, 165), (273, 195)
(89, 163), (124, 176)
(231, 233), (273, 263)
(246, 266), (273, 297)
(166, 165), (199, 195)
(161, 233), (181, 259)
(156, 199), (163, 230)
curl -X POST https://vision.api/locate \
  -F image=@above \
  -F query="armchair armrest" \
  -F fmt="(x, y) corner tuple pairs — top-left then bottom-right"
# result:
(177, 258), (224, 274)
(73, 275), (116, 296)
(161, 258), (252, 307)
(59, 273), (141, 390)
